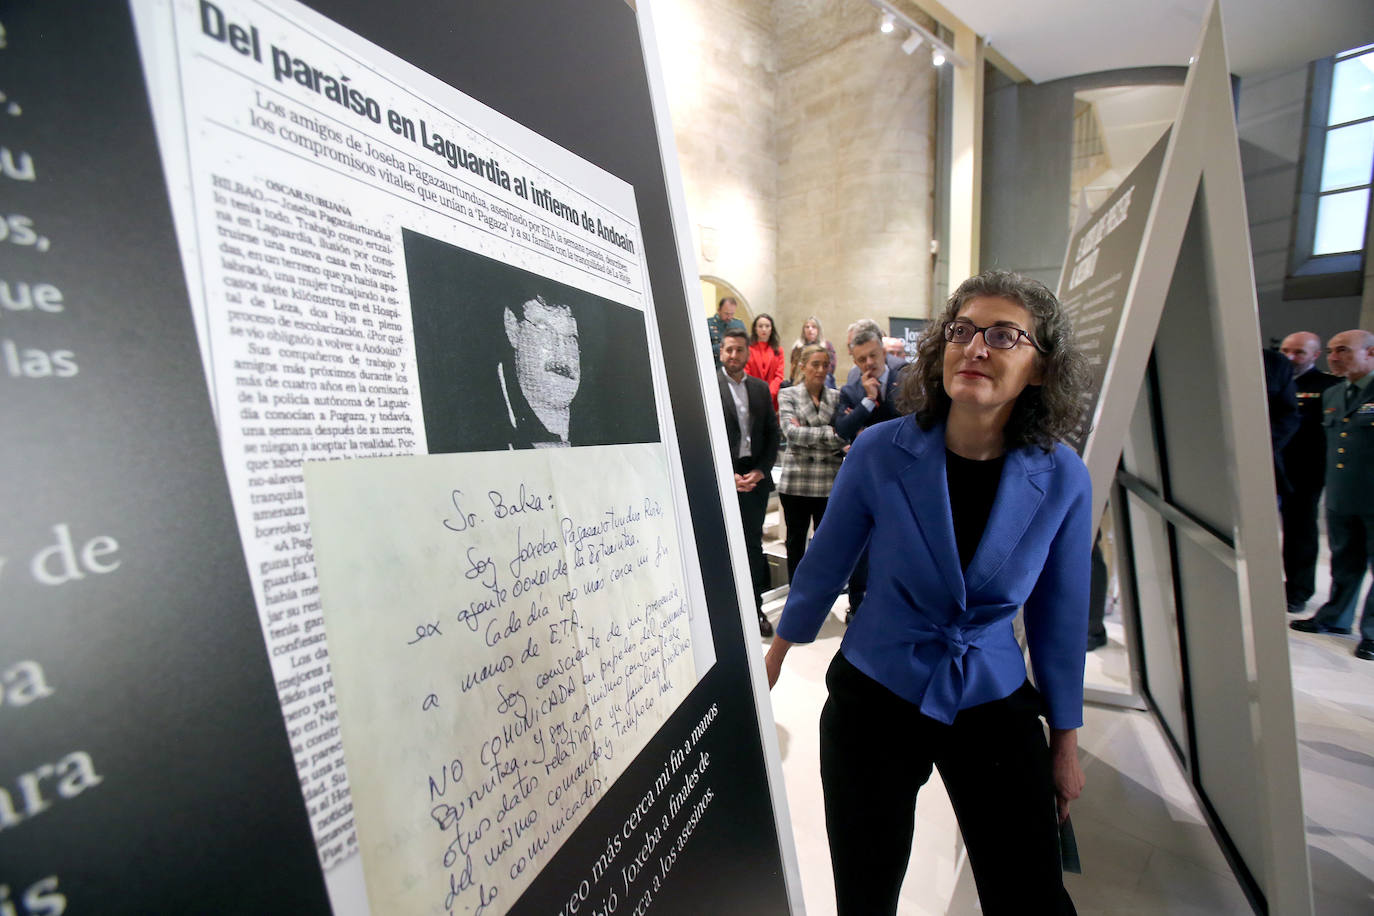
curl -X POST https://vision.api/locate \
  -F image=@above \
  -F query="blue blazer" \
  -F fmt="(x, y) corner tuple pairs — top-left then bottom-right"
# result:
(776, 416), (1092, 729)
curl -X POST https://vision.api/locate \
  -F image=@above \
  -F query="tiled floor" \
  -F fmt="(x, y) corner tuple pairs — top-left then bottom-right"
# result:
(761, 540), (1374, 914)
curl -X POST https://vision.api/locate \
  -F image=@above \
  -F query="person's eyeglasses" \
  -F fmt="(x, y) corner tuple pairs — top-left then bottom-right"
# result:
(943, 320), (1044, 352)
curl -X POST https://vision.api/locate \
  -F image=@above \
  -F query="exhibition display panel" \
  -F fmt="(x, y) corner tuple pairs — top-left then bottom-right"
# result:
(1, 2), (799, 913)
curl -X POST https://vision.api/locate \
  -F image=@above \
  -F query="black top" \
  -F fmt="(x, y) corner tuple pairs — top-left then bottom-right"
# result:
(946, 449), (1006, 570)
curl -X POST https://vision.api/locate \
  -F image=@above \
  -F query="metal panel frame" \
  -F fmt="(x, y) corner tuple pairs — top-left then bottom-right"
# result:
(1070, 4), (1313, 912)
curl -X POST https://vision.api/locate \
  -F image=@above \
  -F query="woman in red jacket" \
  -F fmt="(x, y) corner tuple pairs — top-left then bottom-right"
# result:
(746, 313), (785, 411)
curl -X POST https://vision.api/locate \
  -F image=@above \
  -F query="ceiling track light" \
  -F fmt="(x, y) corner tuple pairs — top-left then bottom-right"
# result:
(865, 0), (963, 68)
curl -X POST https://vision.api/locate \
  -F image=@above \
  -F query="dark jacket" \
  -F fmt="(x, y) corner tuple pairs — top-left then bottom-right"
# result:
(835, 354), (907, 442)
(718, 371), (779, 489)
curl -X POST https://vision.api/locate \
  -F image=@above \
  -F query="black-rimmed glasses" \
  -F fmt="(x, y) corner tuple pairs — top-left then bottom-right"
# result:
(943, 320), (1045, 352)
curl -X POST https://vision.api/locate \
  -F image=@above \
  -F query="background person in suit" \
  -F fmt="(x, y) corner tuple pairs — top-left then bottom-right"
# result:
(843, 318), (909, 383)
(1278, 331), (1341, 614)
(1291, 329), (1374, 661)
(833, 326), (907, 621)
(1262, 347), (1301, 502)
(765, 271), (1092, 916)
(719, 328), (780, 637)
(835, 326), (907, 440)
(777, 344), (847, 582)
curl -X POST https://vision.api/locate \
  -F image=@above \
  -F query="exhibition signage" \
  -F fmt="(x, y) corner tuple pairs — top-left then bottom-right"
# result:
(887, 317), (928, 362)
(2, 2), (798, 914)
(1056, 131), (1169, 453)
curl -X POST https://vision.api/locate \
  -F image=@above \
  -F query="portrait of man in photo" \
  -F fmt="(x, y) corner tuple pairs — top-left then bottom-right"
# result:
(499, 294), (582, 448)
(404, 229), (660, 454)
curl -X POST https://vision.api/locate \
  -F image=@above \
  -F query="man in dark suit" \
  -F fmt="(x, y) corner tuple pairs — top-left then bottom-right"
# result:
(1292, 329), (1374, 660)
(718, 328), (780, 637)
(1262, 347), (1300, 494)
(1278, 332), (1341, 614)
(833, 327), (906, 622)
(835, 327), (907, 440)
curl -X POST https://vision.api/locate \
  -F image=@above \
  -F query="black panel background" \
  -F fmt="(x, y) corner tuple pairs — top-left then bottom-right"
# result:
(0, 4), (331, 913)
(1059, 130), (1169, 453)
(292, 1), (792, 912)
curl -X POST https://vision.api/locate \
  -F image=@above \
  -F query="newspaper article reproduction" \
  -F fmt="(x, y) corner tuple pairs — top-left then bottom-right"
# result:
(132, 0), (715, 908)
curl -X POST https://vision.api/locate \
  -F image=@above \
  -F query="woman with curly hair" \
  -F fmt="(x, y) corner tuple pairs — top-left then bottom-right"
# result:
(745, 313), (785, 410)
(765, 271), (1092, 916)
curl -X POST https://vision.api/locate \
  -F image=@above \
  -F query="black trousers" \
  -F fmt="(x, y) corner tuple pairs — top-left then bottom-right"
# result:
(1281, 485), (1323, 607)
(779, 493), (828, 582)
(819, 652), (1074, 916)
(734, 458), (770, 611)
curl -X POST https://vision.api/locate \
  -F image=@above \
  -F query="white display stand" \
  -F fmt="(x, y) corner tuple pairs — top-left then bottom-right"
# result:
(1061, 3), (1313, 913)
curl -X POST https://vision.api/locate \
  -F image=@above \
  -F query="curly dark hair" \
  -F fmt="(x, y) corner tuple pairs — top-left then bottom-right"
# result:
(896, 270), (1091, 451)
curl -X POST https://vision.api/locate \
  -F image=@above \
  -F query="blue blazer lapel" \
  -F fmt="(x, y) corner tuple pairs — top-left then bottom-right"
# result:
(964, 446), (1050, 595)
(894, 422), (966, 608)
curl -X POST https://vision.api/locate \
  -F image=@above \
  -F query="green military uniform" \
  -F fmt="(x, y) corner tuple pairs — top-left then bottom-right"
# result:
(1307, 371), (1374, 640)
(706, 314), (745, 367)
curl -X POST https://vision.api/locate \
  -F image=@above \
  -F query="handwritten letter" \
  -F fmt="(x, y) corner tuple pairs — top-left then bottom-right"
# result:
(303, 446), (699, 915)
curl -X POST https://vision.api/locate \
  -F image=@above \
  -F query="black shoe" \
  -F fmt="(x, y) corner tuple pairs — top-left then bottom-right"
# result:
(758, 610), (774, 638)
(1356, 640), (1374, 660)
(1086, 632), (1108, 652)
(1286, 601), (1306, 615)
(1290, 617), (1352, 635)
(844, 609), (854, 626)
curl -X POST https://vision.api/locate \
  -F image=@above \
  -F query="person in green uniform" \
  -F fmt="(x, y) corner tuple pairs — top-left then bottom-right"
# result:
(706, 296), (746, 368)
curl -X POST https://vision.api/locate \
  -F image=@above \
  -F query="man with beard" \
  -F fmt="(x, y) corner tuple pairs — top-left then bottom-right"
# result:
(719, 327), (780, 636)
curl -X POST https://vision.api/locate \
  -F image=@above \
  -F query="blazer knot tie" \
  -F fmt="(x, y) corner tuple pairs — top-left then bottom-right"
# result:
(937, 623), (971, 659)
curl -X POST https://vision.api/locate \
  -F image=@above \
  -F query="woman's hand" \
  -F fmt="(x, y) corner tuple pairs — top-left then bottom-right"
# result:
(1050, 728), (1084, 823)
(764, 638), (792, 690)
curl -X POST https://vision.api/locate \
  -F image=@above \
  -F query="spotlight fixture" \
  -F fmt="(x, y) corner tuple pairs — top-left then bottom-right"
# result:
(901, 31), (923, 55)
(931, 48), (946, 66)
(880, 11), (895, 33)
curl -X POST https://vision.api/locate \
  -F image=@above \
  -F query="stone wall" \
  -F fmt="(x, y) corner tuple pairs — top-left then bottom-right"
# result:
(654, 0), (778, 319)
(775, 1), (937, 377)
(655, 0), (939, 379)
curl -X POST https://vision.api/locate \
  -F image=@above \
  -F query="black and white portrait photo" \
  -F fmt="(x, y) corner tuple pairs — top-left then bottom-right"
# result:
(404, 229), (662, 454)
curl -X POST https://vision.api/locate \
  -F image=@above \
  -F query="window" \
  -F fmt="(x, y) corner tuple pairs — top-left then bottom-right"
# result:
(1286, 44), (1374, 299)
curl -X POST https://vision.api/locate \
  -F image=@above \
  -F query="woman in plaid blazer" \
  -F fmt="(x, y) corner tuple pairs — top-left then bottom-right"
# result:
(777, 344), (848, 580)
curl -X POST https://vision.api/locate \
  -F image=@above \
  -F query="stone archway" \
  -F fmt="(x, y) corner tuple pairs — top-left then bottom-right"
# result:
(699, 275), (752, 325)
